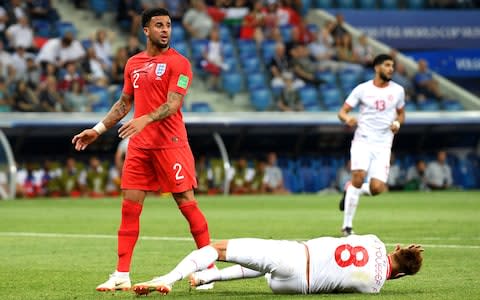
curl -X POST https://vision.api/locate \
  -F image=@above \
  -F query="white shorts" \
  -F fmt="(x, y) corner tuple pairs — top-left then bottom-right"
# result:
(226, 238), (308, 294)
(350, 140), (391, 183)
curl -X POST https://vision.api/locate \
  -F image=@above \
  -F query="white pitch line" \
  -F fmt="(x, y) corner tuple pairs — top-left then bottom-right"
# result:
(1, 232), (480, 249)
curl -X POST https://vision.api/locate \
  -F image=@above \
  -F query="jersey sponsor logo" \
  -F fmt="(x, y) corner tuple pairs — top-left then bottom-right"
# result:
(177, 74), (189, 89)
(156, 63), (167, 77)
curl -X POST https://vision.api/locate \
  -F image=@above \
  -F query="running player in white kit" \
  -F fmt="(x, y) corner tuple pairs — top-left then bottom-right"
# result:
(338, 54), (406, 236)
(132, 234), (423, 295)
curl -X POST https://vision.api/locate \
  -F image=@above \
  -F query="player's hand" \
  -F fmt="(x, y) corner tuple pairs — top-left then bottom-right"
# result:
(345, 117), (357, 127)
(390, 121), (400, 134)
(118, 115), (152, 139)
(72, 129), (99, 151)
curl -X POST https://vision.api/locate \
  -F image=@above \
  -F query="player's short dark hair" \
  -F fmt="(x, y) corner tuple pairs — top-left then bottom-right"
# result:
(373, 54), (394, 66)
(142, 8), (170, 27)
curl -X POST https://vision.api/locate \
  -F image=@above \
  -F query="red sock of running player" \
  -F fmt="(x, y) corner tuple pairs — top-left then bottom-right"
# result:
(116, 199), (143, 272)
(179, 200), (211, 248)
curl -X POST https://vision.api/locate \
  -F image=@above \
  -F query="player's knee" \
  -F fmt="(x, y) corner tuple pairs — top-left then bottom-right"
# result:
(370, 182), (386, 195)
(211, 240), (228, 261)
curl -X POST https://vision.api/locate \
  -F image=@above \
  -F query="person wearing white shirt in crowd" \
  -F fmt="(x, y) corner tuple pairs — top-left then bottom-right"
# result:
(337, 54), (405, 236)
(131, 234), (423, 296)
(264, 152), (289, 194)
(425, 150), (453, 190)
(92, 29), (113, 69)
(0, 41), (13, 78)
(5, 15), (34, 51)
(36, 31), (86, 67)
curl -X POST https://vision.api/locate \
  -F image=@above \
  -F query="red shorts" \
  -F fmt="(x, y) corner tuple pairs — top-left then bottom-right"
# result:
(121, 144), (197, 193)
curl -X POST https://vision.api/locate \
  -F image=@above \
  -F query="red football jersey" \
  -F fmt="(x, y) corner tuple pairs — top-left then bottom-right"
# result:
(123, 48), (192, 149)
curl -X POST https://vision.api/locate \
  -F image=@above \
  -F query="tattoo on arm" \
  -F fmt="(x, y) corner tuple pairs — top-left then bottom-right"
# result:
(102, 93), (133, 128)
(148, 91), (183, 122)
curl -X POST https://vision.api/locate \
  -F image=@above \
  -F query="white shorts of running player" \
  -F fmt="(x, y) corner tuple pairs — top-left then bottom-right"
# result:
(350, 141), (391, 183)
(227, 238), (309, 294)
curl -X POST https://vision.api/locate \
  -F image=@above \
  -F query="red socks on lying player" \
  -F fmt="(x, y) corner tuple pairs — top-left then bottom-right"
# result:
(117, 199), (143, 272)
(178, 201), (211, 249)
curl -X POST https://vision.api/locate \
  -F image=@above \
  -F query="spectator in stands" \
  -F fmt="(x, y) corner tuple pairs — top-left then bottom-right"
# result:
(35, 30), (86, 68)
(336, 159), (351, 192)
(5, 14), (35, 52)
(387, 153), (405, 191)
(26, 0), (60, 23)
(59, 157), (82, 197)
(38, 75), (68, 112)
(262, 0), (281, 41)
(308, 24), (343, 73)
(414, 59), (443, 102)
(4, 0), (27, 26)
(110, 47), (128, 85)
(16, 161), (40, 198)
(38, 159), (62, 197)
(335, 33), (363, 71)
(230, 157), (255, 194)
(82, 47), (109, 87)
(0, 41), (13, 78)
(390, 50), (415, 101)
(330, 13), (348, 47)
(195, 154), (213, 195)
(116, 0), (142, 35)
(183, 0), (214, 39)
(404, 159), (427, 191)
(264, 152), (289, 194)
(425, 150), (453, 190)
(289, 43), (324, 87)
(92, 29), (113, 69)
(0, 6), (7, 44)
(11, 47), (32, 80)
(201, 27), (228, 91)
(239, 1), (265, 46)
(269, 42), (291, 90)
(64, 80), (95, 112)
(250, 159), (267, 194)
(12, 79), (40, 112)
(0, 76), (13, 111)
(58, 61), (85, 92)
(25, 57), (41, 89)
(125, 35), (142, 57)
(291, 18), (314, 45)
(353, 34), (374, 68)
(79, 156), (109, 197)
(276, 71), (303, 112)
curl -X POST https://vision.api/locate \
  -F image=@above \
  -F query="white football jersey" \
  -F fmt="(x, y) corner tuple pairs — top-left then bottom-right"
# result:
(306, 234), (390, 294)
(346, 80), (405, 146)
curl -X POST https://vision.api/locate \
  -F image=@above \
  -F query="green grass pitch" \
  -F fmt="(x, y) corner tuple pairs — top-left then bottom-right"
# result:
(0, 191), (479, 300)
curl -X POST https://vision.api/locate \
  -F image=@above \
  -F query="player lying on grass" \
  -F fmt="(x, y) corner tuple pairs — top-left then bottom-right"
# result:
(132, 234), (423, 295)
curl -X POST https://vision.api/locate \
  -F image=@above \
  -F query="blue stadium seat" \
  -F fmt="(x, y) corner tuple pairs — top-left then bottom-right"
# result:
(242, 56), (262, 73)
(219, 25), (232, 43)
(279, 24), (293, 43)
(380, 0), (398, 9)
(283, 169), (302, 193)
(418, 99), (440, 111)
(222, 72), (243, 97)
(316, 71), (337, 86)
(221, 42), (235, 59)
(32, 19), (51, 38)
(223, 56), (239, 73)
(261, 40), (277, 63)
(321, 87), (342, 110)
(315, 0), (333, 8)
(247, 73), (267, 90)
(172, 40), (189, 57)
(443, 100), (464, 111)
(337, 0), (355, 8)
(404, 101), (417, 112)
(359, 0), (376, 9)
(298, 167), (317, 193)
(190, 39), (208, 61)
(171, 25), (186, 42)
(298, 86), (320, 107)
(55, 21), (77, 37)
(80, 38), (92, 50)
(250, 88), (273, 111)
(407, 0), (424, 9)
(89, 0), (108, 17)
(191, 102), (213, 113)
(363, 69), (375, 81)
(338, 71), (360, 89)
(238, 40), (257, 59)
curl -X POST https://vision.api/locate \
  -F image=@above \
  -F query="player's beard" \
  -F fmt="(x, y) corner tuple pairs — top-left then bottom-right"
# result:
(379, 71), (392, 82)
(150, 38), (169, 50)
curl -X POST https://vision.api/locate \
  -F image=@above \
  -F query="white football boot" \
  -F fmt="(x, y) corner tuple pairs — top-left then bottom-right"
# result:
(96, 273), (131, 292)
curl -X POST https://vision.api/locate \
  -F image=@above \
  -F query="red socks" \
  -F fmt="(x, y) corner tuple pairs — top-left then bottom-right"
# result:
(117, 199), (143, 272)
(178, 201), (211, 249)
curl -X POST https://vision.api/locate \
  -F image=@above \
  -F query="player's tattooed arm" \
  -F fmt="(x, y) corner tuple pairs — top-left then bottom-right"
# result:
(147, 91), (183, 122)
(102, 93), (133, 129)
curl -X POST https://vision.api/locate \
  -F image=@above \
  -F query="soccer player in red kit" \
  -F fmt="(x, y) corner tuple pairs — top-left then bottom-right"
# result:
(72, 8), (213, 291)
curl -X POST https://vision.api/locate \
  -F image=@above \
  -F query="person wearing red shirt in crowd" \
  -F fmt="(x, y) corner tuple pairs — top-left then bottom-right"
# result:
(72, 7), (213, 292)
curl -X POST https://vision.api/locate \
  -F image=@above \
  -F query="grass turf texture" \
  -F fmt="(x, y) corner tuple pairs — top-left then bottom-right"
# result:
(0, 191), (479, 300)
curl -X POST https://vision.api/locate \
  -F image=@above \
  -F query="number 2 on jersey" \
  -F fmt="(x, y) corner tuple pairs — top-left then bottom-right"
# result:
(133, 72), (140, 88)
(173, 163), (185, 180)
(334, 244), (369, 267)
